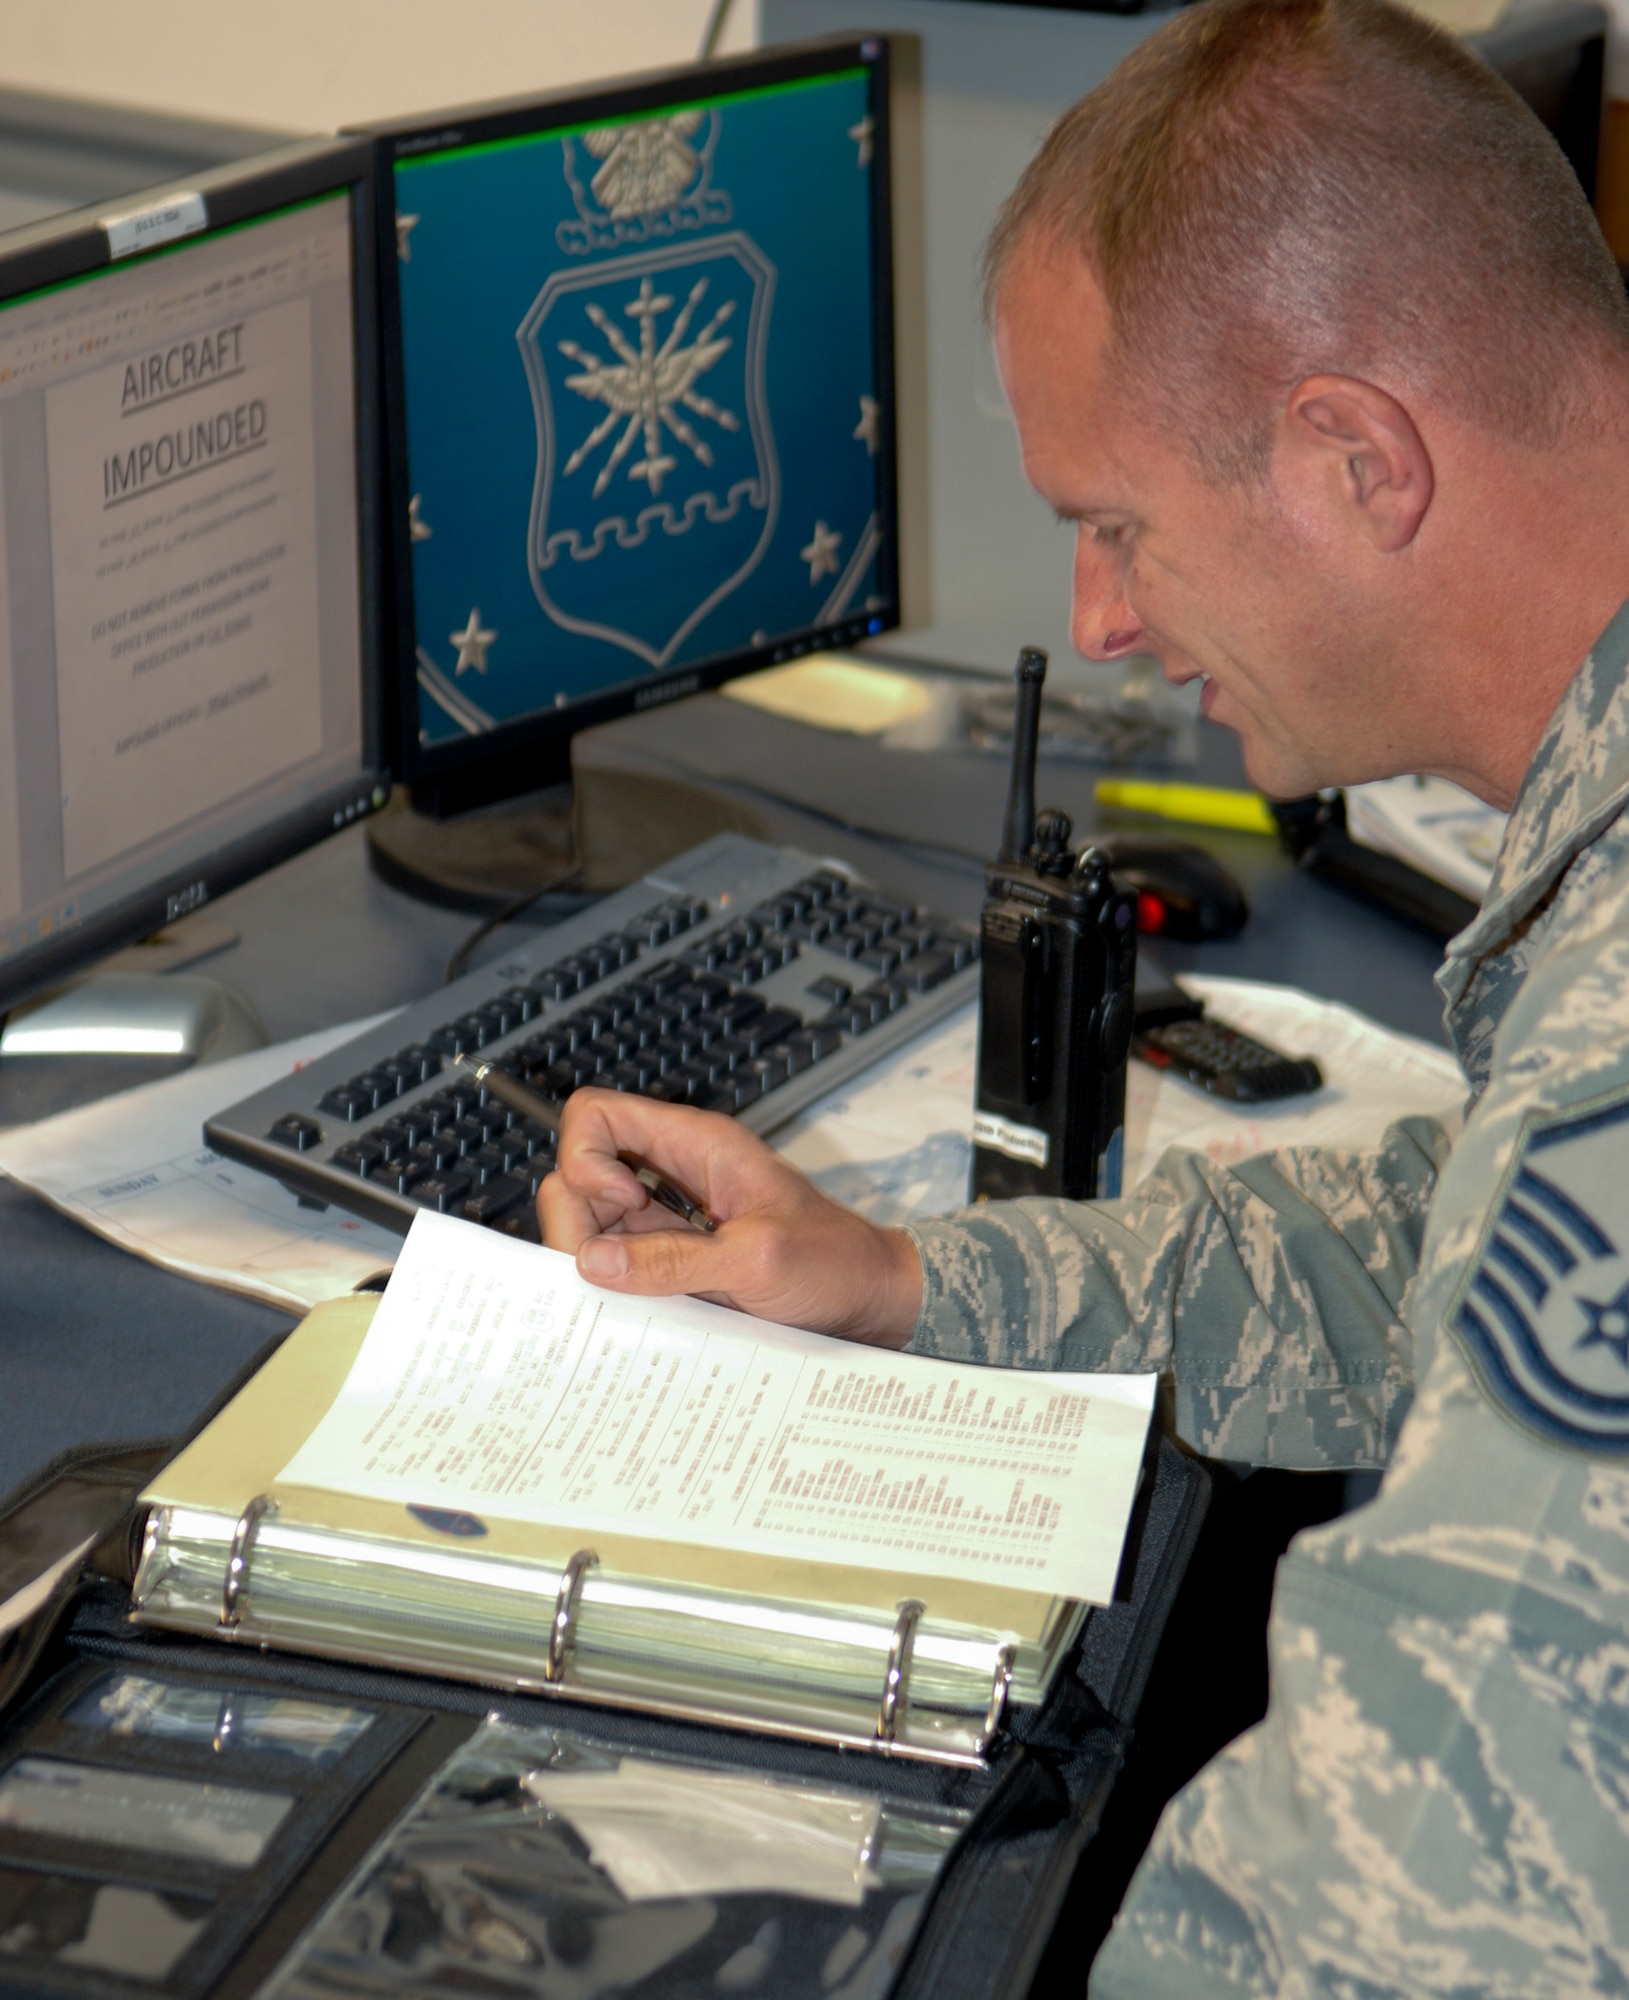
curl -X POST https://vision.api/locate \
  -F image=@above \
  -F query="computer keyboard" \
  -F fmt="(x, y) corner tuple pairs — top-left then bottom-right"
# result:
(205, 834), (980, 1241)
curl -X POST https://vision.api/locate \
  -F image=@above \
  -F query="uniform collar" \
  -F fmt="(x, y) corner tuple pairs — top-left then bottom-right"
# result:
(1438, 600), (1629, 1012)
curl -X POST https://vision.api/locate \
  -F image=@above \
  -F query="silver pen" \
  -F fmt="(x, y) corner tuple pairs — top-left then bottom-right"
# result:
(453, 1053), (717, 1233)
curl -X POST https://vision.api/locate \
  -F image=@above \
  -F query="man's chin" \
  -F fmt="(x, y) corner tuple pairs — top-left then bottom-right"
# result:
(1235, 735), (1321, 803)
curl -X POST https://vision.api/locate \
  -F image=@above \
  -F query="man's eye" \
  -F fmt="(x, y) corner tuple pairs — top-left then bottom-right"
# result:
(1090, 523), (1132, 551)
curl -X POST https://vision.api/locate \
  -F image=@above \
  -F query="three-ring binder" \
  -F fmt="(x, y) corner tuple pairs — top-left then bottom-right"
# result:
(876, 1599), (925, 1745)
(546, 1549), (598, 1684)
(219, 1494), (275, 1629)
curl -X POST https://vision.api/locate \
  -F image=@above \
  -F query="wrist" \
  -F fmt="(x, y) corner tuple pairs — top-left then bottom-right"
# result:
(869, 1226), (923, 1349)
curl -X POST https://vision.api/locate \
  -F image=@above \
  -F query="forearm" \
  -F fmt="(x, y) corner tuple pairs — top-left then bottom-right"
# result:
(905, 1114), (1453, 1468)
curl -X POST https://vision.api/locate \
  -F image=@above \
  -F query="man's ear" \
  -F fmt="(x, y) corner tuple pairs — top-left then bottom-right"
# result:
(1282, 376), (1433, 553)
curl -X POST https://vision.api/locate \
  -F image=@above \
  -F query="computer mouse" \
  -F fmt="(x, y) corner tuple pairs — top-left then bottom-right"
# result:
(1102, 838), (1249, 941)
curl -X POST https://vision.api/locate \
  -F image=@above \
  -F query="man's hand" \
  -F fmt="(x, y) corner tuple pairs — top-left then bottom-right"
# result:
(539, 1089), (921, 1347)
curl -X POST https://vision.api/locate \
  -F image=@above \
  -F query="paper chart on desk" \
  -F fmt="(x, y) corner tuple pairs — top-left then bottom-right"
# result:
(280, 1216), (1156, 1605)
(778, 975), (1467, 1224)
(0, 1017), (403, 1312)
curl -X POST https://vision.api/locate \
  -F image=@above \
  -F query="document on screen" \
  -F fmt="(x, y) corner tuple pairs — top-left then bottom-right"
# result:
(44, 296), (324, 878)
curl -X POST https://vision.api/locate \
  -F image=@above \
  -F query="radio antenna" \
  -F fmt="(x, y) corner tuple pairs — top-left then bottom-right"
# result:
(998, 645), (1047, 864)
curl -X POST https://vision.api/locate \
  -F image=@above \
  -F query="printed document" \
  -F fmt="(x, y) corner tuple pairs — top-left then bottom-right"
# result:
(281, 1212), (1156, 1604)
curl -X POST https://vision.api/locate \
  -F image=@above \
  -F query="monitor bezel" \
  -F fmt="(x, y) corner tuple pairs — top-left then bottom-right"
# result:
(360, 34), (901, 818)
(0, 138), (392, 1017)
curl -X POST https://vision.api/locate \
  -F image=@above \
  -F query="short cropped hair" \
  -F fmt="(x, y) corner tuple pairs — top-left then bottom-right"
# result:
(985, 0), (1629, 477)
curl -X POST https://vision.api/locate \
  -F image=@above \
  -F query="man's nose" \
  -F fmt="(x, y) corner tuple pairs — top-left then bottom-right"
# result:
(1070, 532), (1146, 660)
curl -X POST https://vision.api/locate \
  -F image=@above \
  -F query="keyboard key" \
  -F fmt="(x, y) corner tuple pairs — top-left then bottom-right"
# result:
(807, 974), (852, 1007)
(517, 1118), (557, 1158)
(428, 1014), (490, 1057)
(745, 1006), (802, 1054)
(463, 1173), (528, 1223)
(448, 1116), (488, 1157)
(395, 1043), (443, 1083)
(856, 944), (900, 978)
(332, 1137), (384, 1177)
(644, 959), (689, 998)
(748, 1048), (794, 1090)
(533, 958), (588, 1001)
(493, 1206), (543, 1242)
(711, 992), (765, 1035)
(645, 1034), (690, 1074)
(898, 948), (955, 992)
(267, 1112), (322, 1151)
(725, 1069), (764, 1112)
(602, 1061), (645, 1092)
(371, 1121), (410, 1163)
(353, 1069), (401, 1110)
(467, 1142), (510, 1183)
(858, 980), (907, 1016)
(413, 1170), (473, 1213)
(784, 1025), (843, 1068)
(390, 1159), (430, 1197)
(707, 1034), (756, 1078)
(317, 1085), (371, 1123)
(412, 1133), (462, 1171)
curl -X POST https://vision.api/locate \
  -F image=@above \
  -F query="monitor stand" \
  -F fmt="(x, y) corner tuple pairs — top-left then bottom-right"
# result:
(365, 760), (770, 914)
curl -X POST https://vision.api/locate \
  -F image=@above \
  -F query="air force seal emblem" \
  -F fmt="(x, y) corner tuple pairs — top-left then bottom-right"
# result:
(517, 234), (777, 671)
(1452, 1097), (1629, 1456)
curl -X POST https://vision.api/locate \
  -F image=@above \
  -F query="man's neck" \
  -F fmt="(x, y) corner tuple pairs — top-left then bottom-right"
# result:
(1405, 405), (1629, 811)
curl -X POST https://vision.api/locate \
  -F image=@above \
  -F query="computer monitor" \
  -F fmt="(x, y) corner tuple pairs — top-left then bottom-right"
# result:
(0, 140), (390, 1021)
(359, 36), (899, 901)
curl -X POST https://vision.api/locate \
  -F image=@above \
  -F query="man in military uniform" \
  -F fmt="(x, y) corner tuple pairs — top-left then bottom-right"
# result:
(542, 0), (1629, 1989)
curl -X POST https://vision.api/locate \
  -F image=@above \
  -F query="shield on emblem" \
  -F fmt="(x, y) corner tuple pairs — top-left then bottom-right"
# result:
(517, 234), (778, 670)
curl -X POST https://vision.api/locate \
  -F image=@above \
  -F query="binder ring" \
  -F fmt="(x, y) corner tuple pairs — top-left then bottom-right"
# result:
(876, 1599), (925, 1745)
(980, 1644), (1016, 1749)
(220, 1495), (276, 1630)
(546, 1549), (598, 1683)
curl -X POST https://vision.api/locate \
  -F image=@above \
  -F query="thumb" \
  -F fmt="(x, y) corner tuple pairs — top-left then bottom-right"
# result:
(577, 1224), (719, 1296)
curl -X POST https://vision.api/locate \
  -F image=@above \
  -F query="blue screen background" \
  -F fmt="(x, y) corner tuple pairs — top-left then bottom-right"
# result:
(393, 69), (884, 748)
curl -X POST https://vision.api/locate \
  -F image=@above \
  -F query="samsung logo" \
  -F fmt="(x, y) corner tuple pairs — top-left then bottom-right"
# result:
(635, 674), (700, 711)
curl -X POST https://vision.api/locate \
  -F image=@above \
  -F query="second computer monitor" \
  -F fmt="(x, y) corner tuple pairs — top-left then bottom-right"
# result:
(366, 36), (899, 816)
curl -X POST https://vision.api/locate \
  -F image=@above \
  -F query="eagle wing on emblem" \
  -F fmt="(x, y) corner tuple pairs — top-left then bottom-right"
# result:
(583, 113), (706, 219)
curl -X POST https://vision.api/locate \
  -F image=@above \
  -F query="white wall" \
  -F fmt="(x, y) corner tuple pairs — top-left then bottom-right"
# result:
(0, 1), (756, 136)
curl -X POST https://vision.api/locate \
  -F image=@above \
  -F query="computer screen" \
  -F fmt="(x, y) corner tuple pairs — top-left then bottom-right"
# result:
(367, 36), (899, 816)
(0, 141), (388, 1013)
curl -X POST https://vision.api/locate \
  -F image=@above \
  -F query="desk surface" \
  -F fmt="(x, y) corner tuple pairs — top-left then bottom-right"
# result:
(0, 691), (1451, 1499)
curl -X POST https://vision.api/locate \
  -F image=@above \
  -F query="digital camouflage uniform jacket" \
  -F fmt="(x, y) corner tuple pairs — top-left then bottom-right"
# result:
(904, 607), (1629, 1998)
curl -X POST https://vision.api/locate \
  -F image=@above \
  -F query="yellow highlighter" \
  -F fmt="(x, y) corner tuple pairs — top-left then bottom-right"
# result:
(1094, 777), (1279, 836)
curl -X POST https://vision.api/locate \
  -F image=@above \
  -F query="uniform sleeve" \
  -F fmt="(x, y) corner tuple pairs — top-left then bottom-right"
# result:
(902, 1114), (1453, 1468)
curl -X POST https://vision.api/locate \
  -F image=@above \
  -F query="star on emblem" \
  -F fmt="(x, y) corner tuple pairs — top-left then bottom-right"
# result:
(396, 211), (419, 263)
(1576, 1279), (1629, 1370)
(800, 521), (842, 584)
(449, 609), (496, 676)
(558, 273), (740, 501)
(408, 494), (432, 543)
(848, 114), (875, 169)
(854, 395), (879, 455)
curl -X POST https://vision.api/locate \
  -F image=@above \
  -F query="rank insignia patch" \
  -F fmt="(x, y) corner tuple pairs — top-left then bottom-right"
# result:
(1452, 1098), (1629, 1455)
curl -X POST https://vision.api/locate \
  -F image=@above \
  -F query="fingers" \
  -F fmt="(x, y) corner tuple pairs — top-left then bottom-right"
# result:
(552, 1089), (791, 1224)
